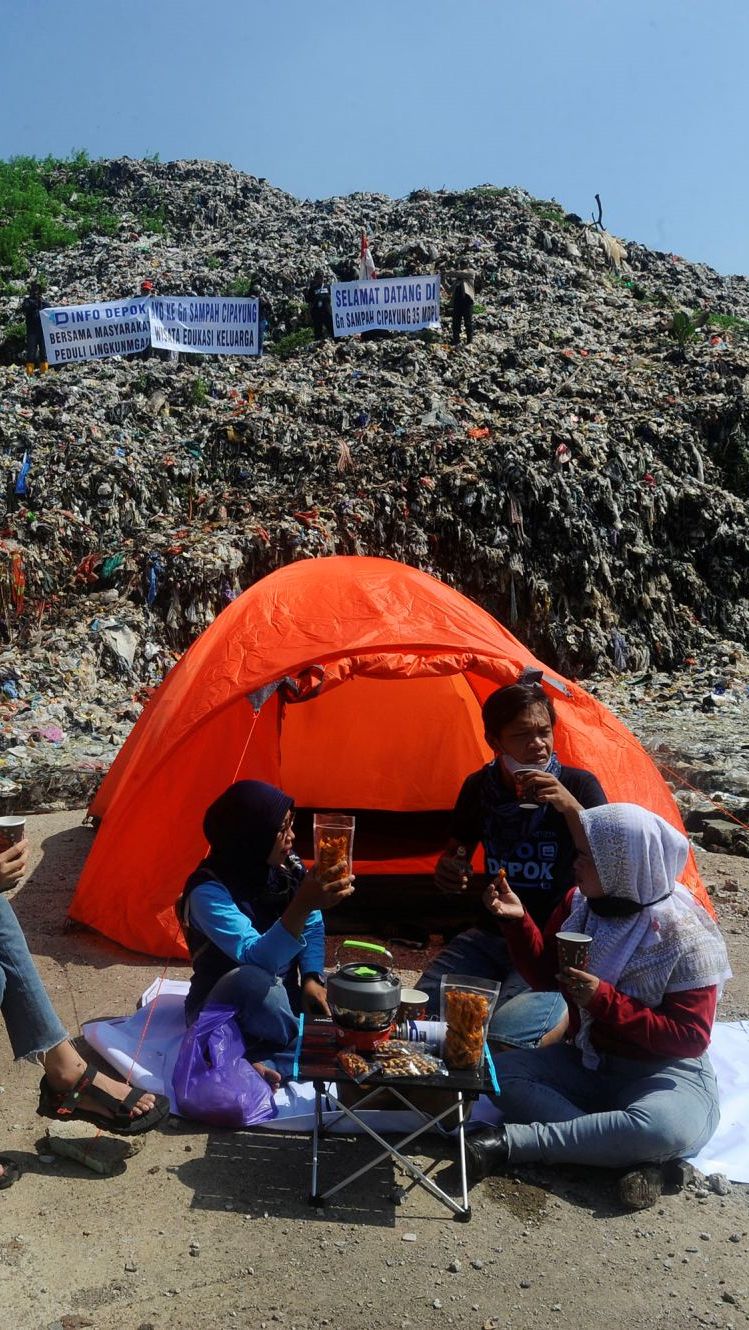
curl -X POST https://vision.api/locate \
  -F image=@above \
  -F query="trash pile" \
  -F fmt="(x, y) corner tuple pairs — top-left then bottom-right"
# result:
(592, 643), (749, 856)
(0, 158), (748, 810)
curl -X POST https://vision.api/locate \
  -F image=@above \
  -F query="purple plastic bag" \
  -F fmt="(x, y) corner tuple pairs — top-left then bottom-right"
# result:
(172, 1004), (277, 1128)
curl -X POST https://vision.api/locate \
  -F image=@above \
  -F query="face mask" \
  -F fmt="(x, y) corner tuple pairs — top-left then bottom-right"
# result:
(588, 891), (671, 918)
(588, 896), (643, 918)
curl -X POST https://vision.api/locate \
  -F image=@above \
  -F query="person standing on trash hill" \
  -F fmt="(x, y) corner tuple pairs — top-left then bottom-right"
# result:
(21, 281), (49, 375)
(451, 267), (476, 345)
(305, 271), (333, 341)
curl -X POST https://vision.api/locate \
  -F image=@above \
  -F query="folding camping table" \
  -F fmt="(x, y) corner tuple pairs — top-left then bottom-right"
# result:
(296, 1019), (498, 1221)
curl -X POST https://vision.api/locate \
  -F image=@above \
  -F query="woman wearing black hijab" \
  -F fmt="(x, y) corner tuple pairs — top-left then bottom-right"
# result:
(178, 781), (354, 1088)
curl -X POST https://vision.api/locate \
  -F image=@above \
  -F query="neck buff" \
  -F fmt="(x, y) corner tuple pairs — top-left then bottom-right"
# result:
(501, 753), (560, 777)
(562, 802), (731, 1069)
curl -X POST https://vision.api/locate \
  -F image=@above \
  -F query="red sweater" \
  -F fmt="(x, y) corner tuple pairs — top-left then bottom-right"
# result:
(500, 890), (716, 1061)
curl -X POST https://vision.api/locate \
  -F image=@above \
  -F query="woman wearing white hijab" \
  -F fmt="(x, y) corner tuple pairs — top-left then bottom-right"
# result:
(465, 803), (730, 1190)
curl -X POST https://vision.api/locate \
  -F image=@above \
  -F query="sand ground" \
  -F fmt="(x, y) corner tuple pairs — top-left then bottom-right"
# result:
(1, 811), (748, 1330)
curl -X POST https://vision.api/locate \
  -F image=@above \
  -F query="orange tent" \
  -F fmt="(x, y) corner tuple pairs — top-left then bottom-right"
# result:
(70, 556), (707, 957)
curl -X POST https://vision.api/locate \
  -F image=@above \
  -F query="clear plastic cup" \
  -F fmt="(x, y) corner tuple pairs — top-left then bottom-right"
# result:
(313, 813), (355, 877)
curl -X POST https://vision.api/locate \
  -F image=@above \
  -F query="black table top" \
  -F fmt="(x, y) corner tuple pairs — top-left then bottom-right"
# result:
(297, 1019), (497, 1095)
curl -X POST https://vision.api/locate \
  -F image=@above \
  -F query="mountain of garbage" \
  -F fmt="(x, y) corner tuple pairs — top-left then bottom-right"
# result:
(1, 157), (749, 811)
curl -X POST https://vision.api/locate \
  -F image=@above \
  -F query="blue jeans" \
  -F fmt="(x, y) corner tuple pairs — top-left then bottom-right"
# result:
(205, 964), (300, 1078)
(418, 928), (567, 1049)
(495, 1042), (720, 1168)
(0, 895), (68, 1062)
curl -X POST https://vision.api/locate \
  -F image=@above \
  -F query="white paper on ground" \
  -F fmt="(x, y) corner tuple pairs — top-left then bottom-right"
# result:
(82, 981), (749, 1180)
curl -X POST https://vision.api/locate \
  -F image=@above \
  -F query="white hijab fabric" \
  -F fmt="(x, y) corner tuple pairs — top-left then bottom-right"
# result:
(562, 803), (731, 1068)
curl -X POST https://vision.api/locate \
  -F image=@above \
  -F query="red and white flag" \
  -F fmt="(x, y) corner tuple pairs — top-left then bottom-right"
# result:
(359, 231), (376, 281)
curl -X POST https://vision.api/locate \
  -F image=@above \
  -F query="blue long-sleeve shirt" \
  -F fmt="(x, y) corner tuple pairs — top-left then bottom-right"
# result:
(187, 881), (325, 979)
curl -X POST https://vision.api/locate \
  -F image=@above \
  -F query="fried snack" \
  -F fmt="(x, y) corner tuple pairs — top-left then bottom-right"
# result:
(444, 989), (490, 1069)
(377, 1049), (445, 1078)
(374, 1041), (413, 1059)
(336, 1050), (375, 1081)
(317, 833), (349, 876)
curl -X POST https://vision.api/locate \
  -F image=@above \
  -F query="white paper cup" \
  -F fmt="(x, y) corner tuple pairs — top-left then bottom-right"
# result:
(514, 768), (542, 809)
(0, 816), (26, 852)
(556, 931), (592, 970)
(397, 988), (429, 1022)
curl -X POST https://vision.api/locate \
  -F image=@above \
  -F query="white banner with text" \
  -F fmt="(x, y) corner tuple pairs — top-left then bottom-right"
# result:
(331, 275), (441, 338)
(40, 295), (260, 362)
(40, 298), (151, 364)
(148, 295), (260, 356)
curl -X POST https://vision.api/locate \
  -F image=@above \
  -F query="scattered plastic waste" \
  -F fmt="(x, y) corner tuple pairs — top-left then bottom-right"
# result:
(0, 158), (747, 814)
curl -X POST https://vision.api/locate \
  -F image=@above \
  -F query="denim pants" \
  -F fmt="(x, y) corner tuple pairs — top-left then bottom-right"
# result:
(0, 895), (68, 1062)
(204, 964), (300, 1078)
(418, 927), (567, 1049)
(495, 1042), (720, 1168)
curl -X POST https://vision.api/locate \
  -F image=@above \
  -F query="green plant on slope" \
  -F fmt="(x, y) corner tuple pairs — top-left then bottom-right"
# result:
(0, 152), (119, 275)
(271, 327), (315, 359)
(709, 312), (749, 338)
(226, 275), (259, 297)
(189, 376), (208, 405)
(668, 310), (699, 358)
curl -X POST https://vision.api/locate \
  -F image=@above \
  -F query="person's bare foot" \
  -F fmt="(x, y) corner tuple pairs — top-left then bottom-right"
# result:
(43, 1043), (157, 1119)
(252, 1061), (281, 1091)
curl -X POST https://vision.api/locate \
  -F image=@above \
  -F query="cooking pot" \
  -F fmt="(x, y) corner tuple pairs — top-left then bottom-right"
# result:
(327, 940), (401, 1050)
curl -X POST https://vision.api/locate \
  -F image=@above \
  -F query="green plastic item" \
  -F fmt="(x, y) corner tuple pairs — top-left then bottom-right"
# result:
(342, 939), (389, 956)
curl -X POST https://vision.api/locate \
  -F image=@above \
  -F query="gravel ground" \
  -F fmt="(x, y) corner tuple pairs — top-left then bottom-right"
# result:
(0, 804), (748, 1330)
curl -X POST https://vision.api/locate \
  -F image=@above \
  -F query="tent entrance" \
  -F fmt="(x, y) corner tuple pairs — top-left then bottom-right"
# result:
(275, 670), (492, 938)
(279, 672), (491, 812)
(292, 806), (479, 945)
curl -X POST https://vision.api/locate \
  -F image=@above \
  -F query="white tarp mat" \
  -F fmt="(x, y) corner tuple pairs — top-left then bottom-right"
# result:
(83, 981), (749, 1178)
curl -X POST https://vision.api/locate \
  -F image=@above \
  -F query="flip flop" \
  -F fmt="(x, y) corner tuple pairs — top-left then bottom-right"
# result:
(0, 1158), (20, 1190)
(37, 1062), (170, 1136)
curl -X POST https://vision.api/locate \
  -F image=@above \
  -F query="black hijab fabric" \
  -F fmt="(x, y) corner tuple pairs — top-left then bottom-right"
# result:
(202, 780), (293, 899)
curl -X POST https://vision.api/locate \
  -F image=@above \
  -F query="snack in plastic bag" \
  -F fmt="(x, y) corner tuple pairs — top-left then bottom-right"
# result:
(444, 989), (490, 1069)
(336, 1049), (380, 1082)
(375, 1042), (447, 1078)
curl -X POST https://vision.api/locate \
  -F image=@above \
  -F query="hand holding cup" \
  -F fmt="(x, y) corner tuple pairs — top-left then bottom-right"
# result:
(558, 965), (600, 1009)
(298, 858), (355, 912)
(0, 836), (29, 892)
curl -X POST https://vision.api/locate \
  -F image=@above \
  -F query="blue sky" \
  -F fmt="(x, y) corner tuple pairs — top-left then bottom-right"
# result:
(2, 1), (746, 275)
